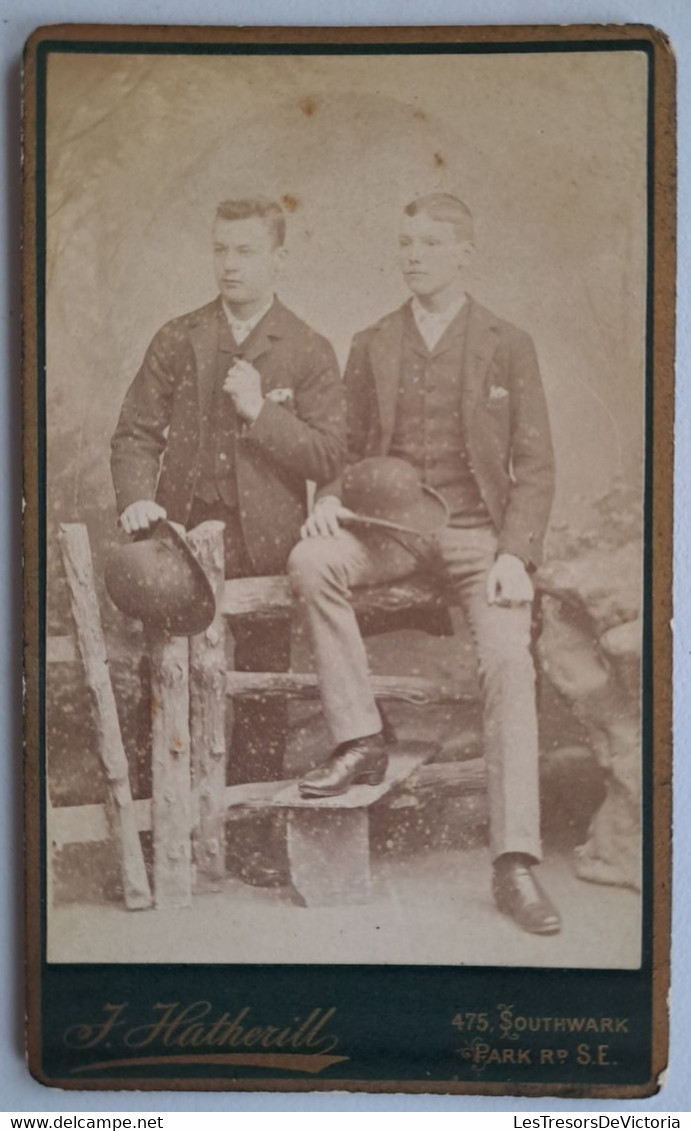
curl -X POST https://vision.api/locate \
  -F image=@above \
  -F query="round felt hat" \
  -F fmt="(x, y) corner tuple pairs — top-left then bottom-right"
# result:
(340, 457), (449, 540)
(104, 519), (216, 636)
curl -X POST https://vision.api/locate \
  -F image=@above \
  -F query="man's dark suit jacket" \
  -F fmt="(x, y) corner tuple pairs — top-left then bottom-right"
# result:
(111, 296), (346, 575)
(320, 296), (555, 570)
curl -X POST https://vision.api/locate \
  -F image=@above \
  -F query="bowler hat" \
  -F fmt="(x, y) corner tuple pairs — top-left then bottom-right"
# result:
(340, 457), (448, 541)
(104, 520), (216, 636)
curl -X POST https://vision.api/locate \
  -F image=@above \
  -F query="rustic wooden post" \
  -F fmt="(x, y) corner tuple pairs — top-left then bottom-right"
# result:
(187, 521), (226, 889)
(58, 523), (152, 910)
(149, 628), (192, 908)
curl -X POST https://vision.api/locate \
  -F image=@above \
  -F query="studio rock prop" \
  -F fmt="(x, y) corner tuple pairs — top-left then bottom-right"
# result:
(538, 482), (643, 892)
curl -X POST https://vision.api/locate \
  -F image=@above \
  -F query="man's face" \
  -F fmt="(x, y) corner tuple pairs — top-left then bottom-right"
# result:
(398, 211), (472, 297)
(212, 216), (284, 308)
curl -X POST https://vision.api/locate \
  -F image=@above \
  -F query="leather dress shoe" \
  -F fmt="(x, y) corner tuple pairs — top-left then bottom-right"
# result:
(298, 733), (388, 798)
(492, 854), (561, 935)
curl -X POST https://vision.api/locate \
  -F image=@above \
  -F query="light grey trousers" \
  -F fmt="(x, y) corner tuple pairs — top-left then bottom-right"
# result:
(287, 523), (542, 862)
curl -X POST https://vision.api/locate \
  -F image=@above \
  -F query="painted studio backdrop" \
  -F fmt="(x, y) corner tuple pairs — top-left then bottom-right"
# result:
(44, 49), (647, 965)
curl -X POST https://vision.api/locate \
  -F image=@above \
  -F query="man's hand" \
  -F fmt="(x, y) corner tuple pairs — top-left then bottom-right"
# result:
(486, 553), (534, 607)
(120, 500), (167, 535)
(300, 495), (355, 539)
(223, 359), (265, 424)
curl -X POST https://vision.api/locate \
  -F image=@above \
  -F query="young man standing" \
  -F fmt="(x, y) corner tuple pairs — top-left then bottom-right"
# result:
(111, 196), (346, 887)
(288, 193), (559, 934)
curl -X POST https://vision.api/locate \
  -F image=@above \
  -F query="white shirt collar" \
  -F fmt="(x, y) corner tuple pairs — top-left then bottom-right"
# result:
(222, 294), (275, 343)
(411, 292), (468, 350)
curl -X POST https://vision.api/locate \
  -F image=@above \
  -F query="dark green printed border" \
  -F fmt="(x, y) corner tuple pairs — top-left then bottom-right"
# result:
(33, 37), (656, 1090)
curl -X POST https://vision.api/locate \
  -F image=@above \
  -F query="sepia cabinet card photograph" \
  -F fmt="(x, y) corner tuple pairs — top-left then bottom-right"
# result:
(22, 23), (673, 1095)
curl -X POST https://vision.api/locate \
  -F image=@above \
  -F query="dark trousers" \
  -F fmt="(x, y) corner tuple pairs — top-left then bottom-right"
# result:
(188, 498), (290, 785)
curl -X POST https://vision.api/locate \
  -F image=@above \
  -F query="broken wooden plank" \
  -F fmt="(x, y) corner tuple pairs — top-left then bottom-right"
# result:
(149, 629), (192, 909)
(225, 671), (471, 705)
(188, 521), (227, 888)
(58, 523), (152, 911)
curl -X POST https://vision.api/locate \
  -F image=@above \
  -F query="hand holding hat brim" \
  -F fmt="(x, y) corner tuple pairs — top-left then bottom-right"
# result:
(105, 519), (216, 636)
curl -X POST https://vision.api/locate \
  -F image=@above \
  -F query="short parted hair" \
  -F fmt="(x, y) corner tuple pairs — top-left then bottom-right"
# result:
(403, 193), (474, 241)
(214, 197), (286, 248)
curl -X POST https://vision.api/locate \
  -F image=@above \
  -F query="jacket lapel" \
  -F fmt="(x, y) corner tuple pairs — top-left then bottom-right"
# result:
(368, 305), (406, 450)
(461, 296), (501, 420)
(429, 299), (471, 357)
(241, 297), (287, 367)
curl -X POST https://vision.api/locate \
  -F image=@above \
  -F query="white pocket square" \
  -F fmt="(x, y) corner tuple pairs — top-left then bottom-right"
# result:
(266, 387), (295, 406)
(488, 385), (509, 402)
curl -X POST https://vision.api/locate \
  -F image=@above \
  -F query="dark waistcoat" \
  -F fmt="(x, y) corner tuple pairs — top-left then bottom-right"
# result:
(388, 305), (489, 523)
